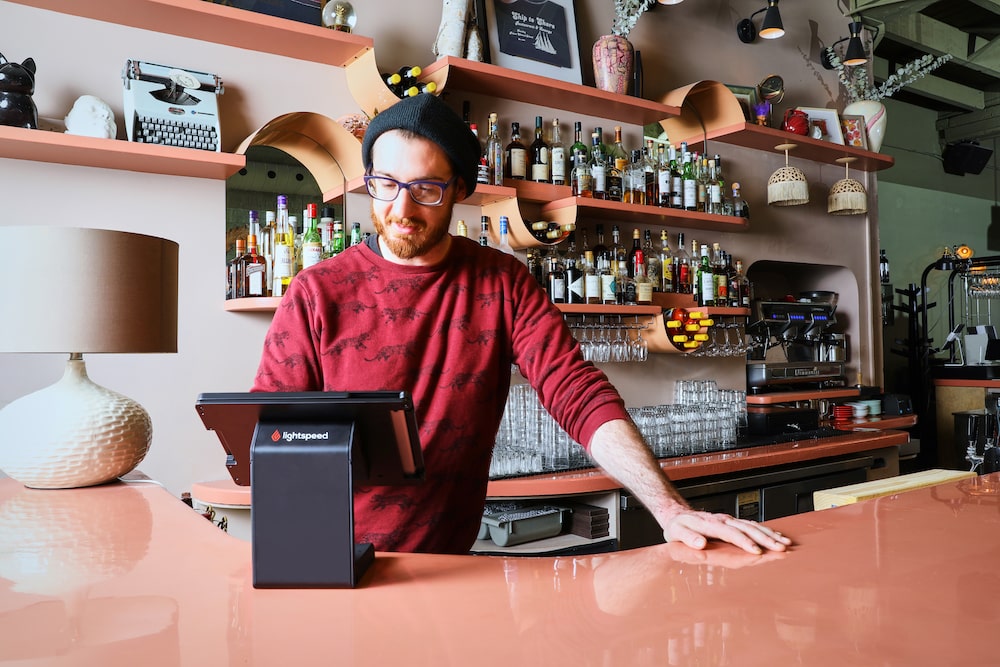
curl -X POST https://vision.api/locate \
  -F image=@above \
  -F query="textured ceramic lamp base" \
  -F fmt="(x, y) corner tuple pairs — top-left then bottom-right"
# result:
(0, 357), (151, 489)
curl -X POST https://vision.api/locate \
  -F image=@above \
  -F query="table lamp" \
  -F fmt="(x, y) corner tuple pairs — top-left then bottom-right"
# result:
(0, 227), (178, 489)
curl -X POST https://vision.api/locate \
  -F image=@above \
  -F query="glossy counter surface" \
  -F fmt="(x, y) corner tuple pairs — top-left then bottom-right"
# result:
(1, 472), (996, 666)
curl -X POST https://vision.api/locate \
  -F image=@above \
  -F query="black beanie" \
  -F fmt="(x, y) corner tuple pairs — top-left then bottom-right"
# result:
(362, 94), (480, 197)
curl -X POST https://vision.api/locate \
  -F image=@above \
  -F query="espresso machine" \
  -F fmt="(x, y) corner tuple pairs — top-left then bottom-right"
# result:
(745, 297), (848, 434)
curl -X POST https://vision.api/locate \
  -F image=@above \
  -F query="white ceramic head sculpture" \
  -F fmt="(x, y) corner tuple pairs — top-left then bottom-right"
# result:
(64, 95), (117, 139)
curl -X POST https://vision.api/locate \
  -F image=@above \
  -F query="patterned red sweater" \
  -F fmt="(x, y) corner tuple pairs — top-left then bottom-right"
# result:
(252, 236), (628, 553)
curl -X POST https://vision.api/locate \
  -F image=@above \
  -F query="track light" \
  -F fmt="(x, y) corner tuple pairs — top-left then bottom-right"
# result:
(737, 0), (784, 44)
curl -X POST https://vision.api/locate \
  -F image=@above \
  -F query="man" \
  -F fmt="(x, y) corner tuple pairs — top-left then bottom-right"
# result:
(252, 93), (790, 556)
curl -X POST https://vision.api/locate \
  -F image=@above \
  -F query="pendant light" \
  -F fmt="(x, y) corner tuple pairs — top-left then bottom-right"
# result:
(738, 0), (784, 43)
(767, 143), (809, 206)
(828, 157), (867, 215)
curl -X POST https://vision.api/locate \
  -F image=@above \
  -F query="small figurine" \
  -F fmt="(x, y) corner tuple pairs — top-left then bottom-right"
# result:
(64, 95), (117, 139)
(0, 52), (38, 129)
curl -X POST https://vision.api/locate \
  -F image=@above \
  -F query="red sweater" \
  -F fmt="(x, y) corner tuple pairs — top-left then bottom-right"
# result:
(252, 236), (628, 553)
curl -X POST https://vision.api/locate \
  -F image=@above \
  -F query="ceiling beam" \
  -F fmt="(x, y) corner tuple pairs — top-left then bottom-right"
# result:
(881, 13), (1000, 79)
(937, 104), (1000, 143)
(848, 0), (940, 22)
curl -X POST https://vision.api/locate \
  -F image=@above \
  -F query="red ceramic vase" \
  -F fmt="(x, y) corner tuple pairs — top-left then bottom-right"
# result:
(592, 34), (633, 95)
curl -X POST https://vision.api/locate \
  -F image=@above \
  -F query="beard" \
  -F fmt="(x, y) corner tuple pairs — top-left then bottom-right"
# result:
(371, 209), (451, 260)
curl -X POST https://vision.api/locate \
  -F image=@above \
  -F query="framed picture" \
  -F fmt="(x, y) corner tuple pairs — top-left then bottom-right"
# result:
(479, 0), (583, 84)
(724, 84), (759, 122)
(797, 107), (844, 145)
(840, 114), (868, 149)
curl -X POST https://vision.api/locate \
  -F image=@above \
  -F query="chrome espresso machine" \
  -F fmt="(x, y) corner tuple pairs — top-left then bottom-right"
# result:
(745, 296), (849, 434)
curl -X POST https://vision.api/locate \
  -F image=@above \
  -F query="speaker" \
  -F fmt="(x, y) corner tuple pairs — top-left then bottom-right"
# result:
(943, 141), (993, 175)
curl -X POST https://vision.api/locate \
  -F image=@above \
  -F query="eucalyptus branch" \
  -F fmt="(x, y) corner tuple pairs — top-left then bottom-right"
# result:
(612, 0), (655, 38)
(826, 50), (953, 103)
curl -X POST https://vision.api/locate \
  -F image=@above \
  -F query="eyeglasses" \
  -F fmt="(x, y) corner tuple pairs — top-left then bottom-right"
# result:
(363, 174), (456, 206)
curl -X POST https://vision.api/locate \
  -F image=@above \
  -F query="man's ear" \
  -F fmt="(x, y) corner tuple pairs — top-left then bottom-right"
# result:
(453, 180), (468, 202)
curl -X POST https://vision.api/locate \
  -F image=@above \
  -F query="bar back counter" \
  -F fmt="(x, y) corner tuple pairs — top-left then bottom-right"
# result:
(1, 472), (997, 666)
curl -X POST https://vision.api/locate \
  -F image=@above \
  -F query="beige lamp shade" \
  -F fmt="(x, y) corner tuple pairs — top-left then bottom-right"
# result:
(767, 143), (809, 207)
(0, 227), (179, 489)
(828, 158), (868, 215)
(0, 227), (178, 353)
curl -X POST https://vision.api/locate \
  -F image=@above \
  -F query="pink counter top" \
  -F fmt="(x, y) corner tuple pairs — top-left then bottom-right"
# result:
(1, 472), (997, 665)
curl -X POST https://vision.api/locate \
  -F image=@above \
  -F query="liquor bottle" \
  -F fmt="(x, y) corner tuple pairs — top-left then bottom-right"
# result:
(456, 219), (468, 238)
(659, 229), (674, 293)
(272, 195), (294, 297)
(479, 215), (490, 247)
(526, 248), (545, 287)
(690, 237), (700, 295)
(331, 220), (345, 255)
(599, 255), (617, 305)
(592, 223), (608, 264)
(712, 243), (728, 305)
(643, 229), (661, 292)
(229, 238), (245, 300)
(505, 122), (527, 180)
(674, 232), (691, 294)
(670, 143), (683, 209)
(606, 157), (625, 202)
(245, 234), (267, 297)
(350, 221), (362, 246)
(289, 214), (302, 274)
(656, 143), (670, 207)
(627, 149), (645, 205)
(710, 155), (725, 215)
(486, 113), (504, 186)
(734, 259), (752, 308)
(609, 126), (629, 167)
(550, 118), (566, 186)
(629, 228), (643, 279)
(619, 254), (636, 305)
(644, 139), (658, 207)
(319, 208), (334, 257)
(634, 248), (654, 305)
(682, 150), (697, 211)
(570, 121), (588, 168)
(696, 156), (708, 213)
(590, 131), (607, 200)
(301, 203), (323, 270)
(879, 249), (890, 284)
(731, 182), (750, 218)
(529, 115), (550, 183)
(498, 215), (518, 256)
(698, 243), (715, 307)
(401, 81), (438, 97)
(565, 253), (586, 304)
(584, 250), (601, 304)
(610, 225), (626, 277)
(547, 256), (567, 303)
(572, 151), (593, 197)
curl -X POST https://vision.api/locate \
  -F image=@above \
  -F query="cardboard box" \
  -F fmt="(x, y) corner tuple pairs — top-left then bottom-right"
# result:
(813, 469), (978, 510)
(205, 0), (321, 26)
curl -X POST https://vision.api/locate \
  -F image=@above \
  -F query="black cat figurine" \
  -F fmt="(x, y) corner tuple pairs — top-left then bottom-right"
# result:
(0, 52), (38, 129)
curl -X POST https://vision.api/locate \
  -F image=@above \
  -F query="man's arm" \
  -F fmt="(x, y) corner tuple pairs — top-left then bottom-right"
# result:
(587, 419), (791, 554)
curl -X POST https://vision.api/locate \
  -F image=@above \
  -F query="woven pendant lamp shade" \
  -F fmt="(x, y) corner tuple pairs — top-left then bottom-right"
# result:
(767, 143), (809, 206)
(828, 157), (868, 215)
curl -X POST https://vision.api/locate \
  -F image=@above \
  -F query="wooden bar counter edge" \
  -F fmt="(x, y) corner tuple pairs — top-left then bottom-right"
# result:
(0, 468), (996, 666)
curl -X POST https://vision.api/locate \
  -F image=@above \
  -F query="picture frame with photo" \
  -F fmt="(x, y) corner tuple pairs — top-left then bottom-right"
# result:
(840, 114), (868, 149)
(478, 0), (583, 84)
(797, 107), (844, 145)
(724, 84), (759, 123)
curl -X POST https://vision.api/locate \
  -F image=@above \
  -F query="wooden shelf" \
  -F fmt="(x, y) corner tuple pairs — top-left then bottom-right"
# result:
(224, 297), (282, 312)
(556, 304), (662, 316)
(542, 196), (751, 233)
(682, 122), (895, 172)
(0, 125), (245, 179)
(746, 387), (862, 405)
(9, 0), (373, 66)
(420, 57), (680, 126)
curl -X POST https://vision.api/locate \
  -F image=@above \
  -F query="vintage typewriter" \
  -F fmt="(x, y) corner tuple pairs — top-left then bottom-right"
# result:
(122, 60), (224, 152)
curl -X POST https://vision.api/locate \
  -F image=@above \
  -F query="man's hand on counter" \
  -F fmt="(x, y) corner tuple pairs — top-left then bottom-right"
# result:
(662, 510), (792, 554)
(588, 418), (793, 555)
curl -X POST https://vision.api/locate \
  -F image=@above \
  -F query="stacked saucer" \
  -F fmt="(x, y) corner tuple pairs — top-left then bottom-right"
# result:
(832, 404), (855, 421)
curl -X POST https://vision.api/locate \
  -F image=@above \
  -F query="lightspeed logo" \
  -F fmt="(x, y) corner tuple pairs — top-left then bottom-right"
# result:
(270, 429), (330, 443)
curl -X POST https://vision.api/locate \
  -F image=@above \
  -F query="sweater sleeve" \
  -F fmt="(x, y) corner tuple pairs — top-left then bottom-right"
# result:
(250, 277), (325, 392)
(507, 261), (630, 451)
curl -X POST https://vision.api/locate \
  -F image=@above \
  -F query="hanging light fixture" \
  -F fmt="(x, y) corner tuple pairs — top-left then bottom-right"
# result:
(767, 143), (809, 206)
(822, 17), (877, 69)
(828, 157), (868, 215)
(737, 0), (784, 43)
(656, 0), (684, 4)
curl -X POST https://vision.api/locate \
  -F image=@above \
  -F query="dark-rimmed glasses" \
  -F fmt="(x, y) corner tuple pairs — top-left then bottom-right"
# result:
(363, 174), (456, 206)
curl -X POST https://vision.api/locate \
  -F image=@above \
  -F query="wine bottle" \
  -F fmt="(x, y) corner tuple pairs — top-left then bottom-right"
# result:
(547, 256), (567, 303)
(682, 151), (697, 211)
(674, 232), (691, 295)
(301, 203), (323, 270)
(590, 131), (607, 200)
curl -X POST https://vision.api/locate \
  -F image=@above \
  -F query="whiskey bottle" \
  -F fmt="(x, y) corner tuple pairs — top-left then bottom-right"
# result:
(245, 234), (267, 297)
(229, 238), (245, 300)
(584, 250), (601, 304)
(606, 157), (625, 203)
(634, 249), (654, 305)
(590, 132), (607, 199)
(643, 229), (661, 292)
(529, 115), (550, 183)
(505, 122), (527, 180)
(547, 256), (567, 303)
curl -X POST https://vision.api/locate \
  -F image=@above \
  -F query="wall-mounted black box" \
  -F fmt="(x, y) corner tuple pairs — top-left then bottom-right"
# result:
(206, 0), (321, 26)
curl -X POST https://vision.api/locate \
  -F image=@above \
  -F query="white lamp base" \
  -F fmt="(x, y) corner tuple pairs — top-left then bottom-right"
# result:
(0, 356), (152, 489)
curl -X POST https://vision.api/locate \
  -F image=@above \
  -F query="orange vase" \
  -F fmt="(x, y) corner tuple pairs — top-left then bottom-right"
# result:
(592, 34), (633, 94)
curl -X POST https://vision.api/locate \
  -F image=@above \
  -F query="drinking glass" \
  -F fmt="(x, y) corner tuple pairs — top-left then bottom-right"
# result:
(966, 412), (984, 472)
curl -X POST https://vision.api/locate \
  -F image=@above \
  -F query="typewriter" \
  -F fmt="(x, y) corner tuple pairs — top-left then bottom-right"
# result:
(122, 60), (224, 152)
